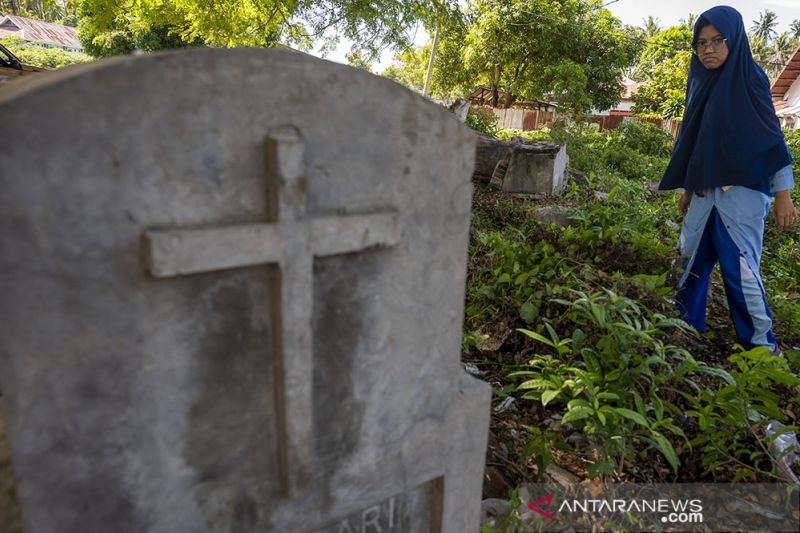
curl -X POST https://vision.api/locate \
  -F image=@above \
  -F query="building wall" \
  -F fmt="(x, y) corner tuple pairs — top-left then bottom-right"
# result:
(784, 79), (800, 108)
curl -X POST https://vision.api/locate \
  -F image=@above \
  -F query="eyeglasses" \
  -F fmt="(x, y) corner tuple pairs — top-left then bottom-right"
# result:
(692, 37), (727, 54)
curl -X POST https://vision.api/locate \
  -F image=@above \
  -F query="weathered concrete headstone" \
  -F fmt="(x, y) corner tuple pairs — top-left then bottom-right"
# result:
(474, 136), (568, 195)
(500, 141), (568, 195)
(0, 49), (490, 533)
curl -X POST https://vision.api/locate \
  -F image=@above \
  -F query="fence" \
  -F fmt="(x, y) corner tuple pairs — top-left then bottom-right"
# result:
(582, 115), (681, 139)
(491, 108), (556, 131)
(489, 107), (681, 139)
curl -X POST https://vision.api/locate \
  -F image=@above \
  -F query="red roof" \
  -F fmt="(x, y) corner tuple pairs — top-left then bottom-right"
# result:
(0, 15), (81, 51)
(771, 44), (800, 99)
(620, 76), (643, 99)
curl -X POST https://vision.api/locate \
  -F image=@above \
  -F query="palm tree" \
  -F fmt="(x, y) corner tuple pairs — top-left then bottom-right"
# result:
(751, 35), (771, 66)
(772, 31), (797, 66)
(641, 16), (661, 40)
(791, 19), (800, 40)
(751, 10), (779, 43)
(680, 13), (697, 32)
(751, 35), (785, 79)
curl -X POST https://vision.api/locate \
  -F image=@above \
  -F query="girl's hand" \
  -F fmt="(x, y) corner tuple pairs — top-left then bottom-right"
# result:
(678, 190), (692, 216)
(774, 190), (798, 230)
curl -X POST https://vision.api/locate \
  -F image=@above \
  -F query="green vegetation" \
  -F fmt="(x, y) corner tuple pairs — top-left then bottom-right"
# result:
(1, 36), (89, 68)
(74, 0), (455, 59)
(466, 122), (800, 486)
(387, 0), (641, 110)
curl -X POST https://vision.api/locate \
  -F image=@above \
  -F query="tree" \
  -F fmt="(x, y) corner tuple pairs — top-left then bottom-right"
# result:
(453, 0), (640, 112)
(750, 34), (785, 80)
(680, 13), (696, 33)
(383, 44), (431, 93)
(634, 25), (692, 80)
(345, 51), (372, 73)
(382, 9), (470, 100)
(0, 0), (77, 24)
(631, 25), (693, 119)
(632, 50), (690, 119)
(74, 0), (457, 59)
(772, 31), (796, 67)
(791, 19), (800, 40)
(641, 16), (661, 39)
(751, 10), (779, 43)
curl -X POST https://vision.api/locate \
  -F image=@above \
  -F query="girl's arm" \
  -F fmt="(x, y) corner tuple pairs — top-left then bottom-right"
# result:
(774, 190), (797, 229)
(771, 165), (797, 229)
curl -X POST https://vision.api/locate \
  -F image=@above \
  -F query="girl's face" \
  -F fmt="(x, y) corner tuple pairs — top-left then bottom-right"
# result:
(695, 24), (729, 69)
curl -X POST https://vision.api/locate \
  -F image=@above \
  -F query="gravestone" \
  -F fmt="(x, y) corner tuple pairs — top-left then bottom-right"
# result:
(498, 142), (568, 195)
(475, 136), (568, 196)
(0, 49), (490, 533)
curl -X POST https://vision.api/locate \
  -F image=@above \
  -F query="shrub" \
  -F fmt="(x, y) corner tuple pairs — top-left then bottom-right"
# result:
(466, 106), (498, 136)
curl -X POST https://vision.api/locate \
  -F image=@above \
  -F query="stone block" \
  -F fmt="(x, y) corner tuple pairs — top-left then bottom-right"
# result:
(501, 142), (569, 195)
(534, 205), (578, 228)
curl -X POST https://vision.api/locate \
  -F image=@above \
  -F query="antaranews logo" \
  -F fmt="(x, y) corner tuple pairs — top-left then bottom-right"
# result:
(527, 494), (556, 520)
(527, 494), (704, 526)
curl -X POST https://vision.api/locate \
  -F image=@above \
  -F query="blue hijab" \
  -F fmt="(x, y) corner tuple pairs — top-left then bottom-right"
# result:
(659, 5), (791, 192)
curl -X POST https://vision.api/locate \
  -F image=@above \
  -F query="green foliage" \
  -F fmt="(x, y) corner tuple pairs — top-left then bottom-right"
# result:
(634, 25), (692, 80)
(443, 0), (641, 112)
(75, 0), (456, 58)
(345, 51), (372, 72)
(682, 347), (800, 480)
(383, 44), (430, 93)
(466, 123), (800, 482)
(632, 51), (690, 119)
(0, 36), (89, 68)
(611, 120), (674, 158)
(465, 106), (498, 136)
(0, 0), (77, 24)
(512, 290), (697, 476)
(630, 25), (693, 119)
(495, 127), (552, 143)
(523, 121), (673, 182)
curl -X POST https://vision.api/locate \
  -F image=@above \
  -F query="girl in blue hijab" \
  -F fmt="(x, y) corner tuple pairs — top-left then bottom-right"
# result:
(659, 5), (798, 354)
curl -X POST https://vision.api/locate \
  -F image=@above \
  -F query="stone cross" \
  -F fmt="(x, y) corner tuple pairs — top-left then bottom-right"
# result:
(143, 128), (400, 497)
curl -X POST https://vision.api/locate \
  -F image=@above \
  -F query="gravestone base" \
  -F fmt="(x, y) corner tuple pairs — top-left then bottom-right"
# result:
(500, 142), (568, 195)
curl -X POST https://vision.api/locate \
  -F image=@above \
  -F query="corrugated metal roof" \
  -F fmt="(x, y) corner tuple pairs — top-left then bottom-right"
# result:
(0, 15), (81, 51)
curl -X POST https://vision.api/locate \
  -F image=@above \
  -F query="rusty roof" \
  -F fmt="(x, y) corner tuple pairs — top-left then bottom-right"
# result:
(771, 44), (800, 99)
(0, 15), (81, 50)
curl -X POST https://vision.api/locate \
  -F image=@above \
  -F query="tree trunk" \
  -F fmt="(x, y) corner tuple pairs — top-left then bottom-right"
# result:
(490, 63), (501, 108)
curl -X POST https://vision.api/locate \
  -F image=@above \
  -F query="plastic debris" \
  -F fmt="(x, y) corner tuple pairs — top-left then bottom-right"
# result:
(765, 420), (800, 483)
(494, 396), (517, 414)
(463, 363), (485, 378)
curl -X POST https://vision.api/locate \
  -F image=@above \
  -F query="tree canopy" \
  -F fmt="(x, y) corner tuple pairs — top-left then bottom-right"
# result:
(630, 25), (692, 119)
(74, 0), (455, 58)
(385, 0), (640, 112)
(0, 0), (77, 24)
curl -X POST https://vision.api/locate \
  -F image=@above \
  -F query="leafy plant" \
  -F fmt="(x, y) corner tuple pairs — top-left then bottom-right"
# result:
(510, 289), (697, 477)
(681, 347), (800, 480)
(466, 106), (499, 136)
(1, 36), (89, 69)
